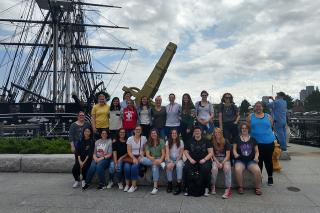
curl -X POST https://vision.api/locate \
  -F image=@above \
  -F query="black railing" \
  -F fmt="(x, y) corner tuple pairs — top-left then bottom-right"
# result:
(288, 117), (320, 147)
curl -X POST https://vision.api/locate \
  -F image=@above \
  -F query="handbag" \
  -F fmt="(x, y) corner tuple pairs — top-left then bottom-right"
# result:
(122, 138), (142, 164)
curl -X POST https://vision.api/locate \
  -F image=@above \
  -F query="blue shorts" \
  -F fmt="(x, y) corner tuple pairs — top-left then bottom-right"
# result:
(235, 160), (257, 169)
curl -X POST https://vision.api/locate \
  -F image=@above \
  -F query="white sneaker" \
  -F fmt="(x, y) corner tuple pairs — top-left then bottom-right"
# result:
(184, 192), (188, 196)
(107, 181), (114, 189)
(127, 186), (137, 193)
(204, 188), (210, 197)
(123, 185), (129, 192)
(72, 181), (79, 188)
(81, 180), (86, 188)
(118, 182), (124, 190)
(150, 188), (158, 195)
(160, 162), (166, 169)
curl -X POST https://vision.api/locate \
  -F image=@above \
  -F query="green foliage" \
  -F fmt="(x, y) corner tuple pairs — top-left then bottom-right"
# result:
(282, 94), (294, 109)
(240, 99), (251, 114)
(304, 91), (320, 111)
(0, 137), (70, 154)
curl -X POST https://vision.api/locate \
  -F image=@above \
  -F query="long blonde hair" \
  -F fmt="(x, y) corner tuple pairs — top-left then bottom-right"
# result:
(212, 128), (225, 151)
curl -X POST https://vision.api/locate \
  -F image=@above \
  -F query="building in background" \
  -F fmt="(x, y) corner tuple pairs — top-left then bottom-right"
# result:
(300, 86), (315, 102)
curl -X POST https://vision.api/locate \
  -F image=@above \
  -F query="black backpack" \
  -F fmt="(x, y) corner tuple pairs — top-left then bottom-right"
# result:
(187, 164), (205, 197)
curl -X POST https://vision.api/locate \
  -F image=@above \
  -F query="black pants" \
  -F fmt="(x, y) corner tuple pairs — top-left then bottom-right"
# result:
(140, 124), (151, 137)
(180, 123), (193, 142)
(258, 143), (274, 177)
(183, 161), (212, 189)
(223, 122), (238, 144)
(72, 159), (92, 182)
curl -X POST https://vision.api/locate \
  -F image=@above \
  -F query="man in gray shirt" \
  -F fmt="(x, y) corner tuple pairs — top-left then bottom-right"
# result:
(165, 93), (182, 139)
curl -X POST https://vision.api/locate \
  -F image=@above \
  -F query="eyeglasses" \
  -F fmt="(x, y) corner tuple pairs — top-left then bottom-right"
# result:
(201, 94), (208, 97)
(225, 96), (231, 99)
(135, 128), (142, 131)
(119, 131), (125, 134)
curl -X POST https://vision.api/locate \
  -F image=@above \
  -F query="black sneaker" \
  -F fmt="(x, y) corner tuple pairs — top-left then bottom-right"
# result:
(82, 184), (90, 191)
(97, 185), (106, 190)
(268, 177), (273, 186)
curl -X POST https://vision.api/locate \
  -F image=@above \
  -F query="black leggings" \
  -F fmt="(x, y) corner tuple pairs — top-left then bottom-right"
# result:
(72, 159), (91, 182)
(258, 143), (274, 177)
(183, 161), (212, 189)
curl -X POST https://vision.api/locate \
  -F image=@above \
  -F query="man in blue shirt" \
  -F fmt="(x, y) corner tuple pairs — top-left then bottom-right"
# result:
(267, 92), (287, 151)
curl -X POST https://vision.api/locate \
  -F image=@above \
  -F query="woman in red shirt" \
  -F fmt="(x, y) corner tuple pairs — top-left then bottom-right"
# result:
(122, 99), (138, 137)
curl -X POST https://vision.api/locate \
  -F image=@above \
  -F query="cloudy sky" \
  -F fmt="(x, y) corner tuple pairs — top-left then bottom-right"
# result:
(1, 0), (320, 105)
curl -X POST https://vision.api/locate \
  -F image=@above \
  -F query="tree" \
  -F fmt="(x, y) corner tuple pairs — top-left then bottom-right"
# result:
(282, 93), (294, 109)
(304, 91), (320, 111)
(240, 99), (251, 114)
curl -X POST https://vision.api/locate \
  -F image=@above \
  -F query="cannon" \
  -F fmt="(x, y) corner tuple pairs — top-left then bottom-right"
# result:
(122, 42), (177, 106)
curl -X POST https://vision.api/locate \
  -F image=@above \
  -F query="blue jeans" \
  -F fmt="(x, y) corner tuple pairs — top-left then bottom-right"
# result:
(198, 122), (214, 134)
(166, 158), (184, 182)
(140, 157), (161, 182)
(109, 160), (124, 183)
(275, 121), (286, 151)
(124, 162), (140, 181)
(86, 158), (111, 186)
(156, 127), (166, 140)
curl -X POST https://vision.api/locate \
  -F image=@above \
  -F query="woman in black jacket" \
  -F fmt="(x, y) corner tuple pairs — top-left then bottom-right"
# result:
(72, 127), (95, 188)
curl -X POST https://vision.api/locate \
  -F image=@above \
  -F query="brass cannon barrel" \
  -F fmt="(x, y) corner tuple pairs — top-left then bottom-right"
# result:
(122, 42), (177, 106)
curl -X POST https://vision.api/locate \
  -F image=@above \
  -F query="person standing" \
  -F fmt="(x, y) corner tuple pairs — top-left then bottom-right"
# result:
(151, 96), (167, 139)
(247, 102), (275, 186)
(218, 93), (240, 144)
(91, 94), (110, 139)
(137, 96), (152, 137)
(122, 99), (138, 137)
(120, 91), (132, 109)
(267, 92), (287, 151)
(109, 97), (122, 140)
(165, 93), (182, 138)
(180, 93), (195, 142)
(195, 90), (214, 135)
(69, 111), (91, 153)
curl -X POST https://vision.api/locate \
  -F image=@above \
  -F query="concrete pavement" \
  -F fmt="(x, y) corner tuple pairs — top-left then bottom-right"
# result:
(0, 143), (320, 213)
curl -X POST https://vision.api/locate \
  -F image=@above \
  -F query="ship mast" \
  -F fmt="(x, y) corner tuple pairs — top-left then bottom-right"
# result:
(0, 0), (137, 104)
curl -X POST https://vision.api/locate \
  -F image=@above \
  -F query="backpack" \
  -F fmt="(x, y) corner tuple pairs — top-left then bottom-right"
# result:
(187, 164), (205, 197)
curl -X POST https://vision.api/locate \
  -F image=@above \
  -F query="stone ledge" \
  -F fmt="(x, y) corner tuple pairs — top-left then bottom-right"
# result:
(0, 154), (21, 172)
(21, 154), (74, 173)
(0, 154), (255, 188)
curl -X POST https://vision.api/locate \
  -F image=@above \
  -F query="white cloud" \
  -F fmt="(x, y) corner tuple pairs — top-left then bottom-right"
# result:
(0, 0), (319, 106)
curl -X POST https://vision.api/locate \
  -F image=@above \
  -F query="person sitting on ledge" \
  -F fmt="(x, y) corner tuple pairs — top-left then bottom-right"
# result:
(234, 122), (262, 195)
(140, 128), (165, 195)
(183, 126), (213, 197)
(82, 129), (113, 190)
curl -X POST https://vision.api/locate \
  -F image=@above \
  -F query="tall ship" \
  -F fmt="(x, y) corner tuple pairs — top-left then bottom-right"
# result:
(0, 0), (137, 137)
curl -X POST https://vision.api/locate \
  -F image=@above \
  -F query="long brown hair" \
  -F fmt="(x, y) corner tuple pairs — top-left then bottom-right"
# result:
(212, 128), (226, 151)
(181, 93), (194, 114)
(147, 128), (160, 147)
(168, 128), (181, 149)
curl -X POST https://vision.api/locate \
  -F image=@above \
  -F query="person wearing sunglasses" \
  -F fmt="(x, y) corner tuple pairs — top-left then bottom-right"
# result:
(218, 93), (240, 144)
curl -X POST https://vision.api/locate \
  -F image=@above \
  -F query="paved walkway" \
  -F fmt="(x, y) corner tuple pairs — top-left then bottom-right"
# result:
(0, 143), (320, 213)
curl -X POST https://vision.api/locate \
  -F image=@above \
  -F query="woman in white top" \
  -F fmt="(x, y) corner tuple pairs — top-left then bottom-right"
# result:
(123, 125), (147, 193)
(165, 129), (184, 195)
(137, 96), (152, 137)
(195, 90), (214, 134)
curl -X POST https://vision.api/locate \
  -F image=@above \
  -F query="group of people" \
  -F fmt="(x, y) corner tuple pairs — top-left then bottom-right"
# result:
(68, 90), (287, 197)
